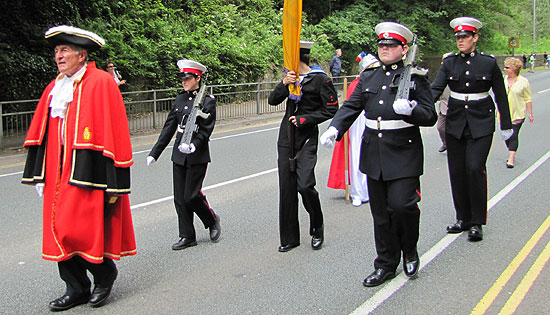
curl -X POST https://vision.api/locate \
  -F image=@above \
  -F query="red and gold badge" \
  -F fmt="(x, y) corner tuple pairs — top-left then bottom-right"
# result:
(83, 126), (91, 141)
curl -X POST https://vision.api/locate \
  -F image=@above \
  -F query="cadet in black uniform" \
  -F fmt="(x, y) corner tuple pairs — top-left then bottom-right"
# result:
(321, 22), (436, 286)
(147, 59), (221, 250)
(268, 41), (339, 252)
(431, 17), (512, 242)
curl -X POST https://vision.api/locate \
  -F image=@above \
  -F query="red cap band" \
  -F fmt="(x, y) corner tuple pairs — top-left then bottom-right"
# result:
(378, 32), (407, 45)
(179, 68), (202, 76)
(454, 25), (477, 33)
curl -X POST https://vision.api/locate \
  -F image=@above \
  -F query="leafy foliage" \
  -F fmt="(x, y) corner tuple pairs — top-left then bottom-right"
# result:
(0, 0), (548, 101)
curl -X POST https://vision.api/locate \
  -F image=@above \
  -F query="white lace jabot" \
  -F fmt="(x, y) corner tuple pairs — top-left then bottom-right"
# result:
(48, 64), (87, 119)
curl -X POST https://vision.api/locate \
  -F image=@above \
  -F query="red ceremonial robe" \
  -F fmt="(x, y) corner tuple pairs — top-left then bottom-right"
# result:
(22, 62), (136, 263)
(327, 77), (360, 189)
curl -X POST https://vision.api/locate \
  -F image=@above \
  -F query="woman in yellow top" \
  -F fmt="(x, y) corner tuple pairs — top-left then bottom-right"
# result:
(503, 57), (534, 168)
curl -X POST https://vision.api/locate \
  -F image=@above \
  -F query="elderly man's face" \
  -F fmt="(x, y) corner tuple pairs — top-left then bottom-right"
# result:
(54, 44), (86, 77)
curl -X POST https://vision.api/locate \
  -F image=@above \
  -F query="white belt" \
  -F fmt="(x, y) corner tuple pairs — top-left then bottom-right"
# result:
(365, 119), (413, 130)
(449, 91), (489, 101)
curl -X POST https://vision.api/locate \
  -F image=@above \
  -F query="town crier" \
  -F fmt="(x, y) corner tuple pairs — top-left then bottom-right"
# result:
(21, 25), (136, 311)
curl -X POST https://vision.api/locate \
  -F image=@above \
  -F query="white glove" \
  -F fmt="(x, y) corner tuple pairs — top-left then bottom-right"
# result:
(320, 126), (339, 148)
(501, 129), (513, 141)
(146, 156), (156, 166)
(178, 143), (196, 154)
(393, 99), (417, 116)
(35, 183), (44, 198)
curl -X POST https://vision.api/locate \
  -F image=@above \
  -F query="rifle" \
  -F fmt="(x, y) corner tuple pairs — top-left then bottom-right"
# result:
(394, 35), (428, 101)
(178, 72), (211, 147)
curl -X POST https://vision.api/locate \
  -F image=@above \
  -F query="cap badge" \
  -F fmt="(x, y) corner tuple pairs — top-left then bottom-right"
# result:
(383, 32), (389, 38)
(458, 26), (463, 31)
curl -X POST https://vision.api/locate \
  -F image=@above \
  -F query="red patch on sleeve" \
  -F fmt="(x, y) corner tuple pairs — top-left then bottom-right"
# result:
(300, 117), (306, 124)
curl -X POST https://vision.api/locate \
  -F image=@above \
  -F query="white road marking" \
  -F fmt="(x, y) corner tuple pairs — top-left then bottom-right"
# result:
(131, 126), (278, 155)
(130, 168), (278, 210)
(350, 149), (550, 315)
(0, 171), (22, 178)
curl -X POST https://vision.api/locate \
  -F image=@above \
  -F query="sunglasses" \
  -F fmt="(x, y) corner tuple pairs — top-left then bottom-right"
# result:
(107, 65), (115, 68)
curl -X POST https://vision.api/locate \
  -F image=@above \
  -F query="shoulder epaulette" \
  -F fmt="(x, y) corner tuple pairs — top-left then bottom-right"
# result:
(480, 52), (496, 58)
(364, 66), (380, 72)
(444, 53), (457, 59)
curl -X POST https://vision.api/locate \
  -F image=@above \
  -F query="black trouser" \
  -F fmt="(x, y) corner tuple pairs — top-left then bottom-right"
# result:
(505, 122), (523, 152)
(367, 175), (421, 272)
(446, 128), (493, 225)
(57, 256), (116, 296)
(277, 142), (323, 246)
(173, 162), (216, 239)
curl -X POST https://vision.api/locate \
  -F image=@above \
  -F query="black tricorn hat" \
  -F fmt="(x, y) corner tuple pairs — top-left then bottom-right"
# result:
(45, 25), (105, 52)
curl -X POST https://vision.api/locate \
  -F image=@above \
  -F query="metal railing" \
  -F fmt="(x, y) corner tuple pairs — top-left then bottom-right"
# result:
(0, 77), (354, 149)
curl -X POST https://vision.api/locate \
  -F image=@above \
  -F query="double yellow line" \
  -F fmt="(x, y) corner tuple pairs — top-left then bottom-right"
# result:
(471, 215), (550, 315)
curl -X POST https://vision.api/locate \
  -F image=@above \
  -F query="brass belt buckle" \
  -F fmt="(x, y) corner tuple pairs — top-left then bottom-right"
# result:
(465, 95), (469, 102)
(377, 120), (381, 130)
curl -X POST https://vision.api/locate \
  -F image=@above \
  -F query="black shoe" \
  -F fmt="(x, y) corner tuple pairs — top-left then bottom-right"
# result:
(48, 293), (90, 311)
(89, 268), (117, 308)
(403, 250), (420, 278)
(468, 225), (483, 242)
(446, 220), (471, 233)
(363, 268), (396, 287)
(311, 225), (324, 250)
(506, 161), (514, 168)
(278, 243), (299, 252)
(438, 144), (447, 152)
(209, 214), (221, 242)
(172, 238), (197, 250)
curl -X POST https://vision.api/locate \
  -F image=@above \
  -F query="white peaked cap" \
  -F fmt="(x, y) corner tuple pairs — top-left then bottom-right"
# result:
(176, 59), (207, 77)
(375, 22), (414, 45)
(450, 17), (483, 35)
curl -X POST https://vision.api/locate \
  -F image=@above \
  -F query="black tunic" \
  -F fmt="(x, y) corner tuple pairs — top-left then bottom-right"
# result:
(330, 61), (437, 181)
(149, 90), (216, 165)
(431, 50), (512, 138)
(268, 72), (339, 150)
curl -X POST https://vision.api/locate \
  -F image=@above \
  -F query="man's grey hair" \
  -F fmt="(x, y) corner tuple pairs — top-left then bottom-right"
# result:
(70, 44), (89, 62)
